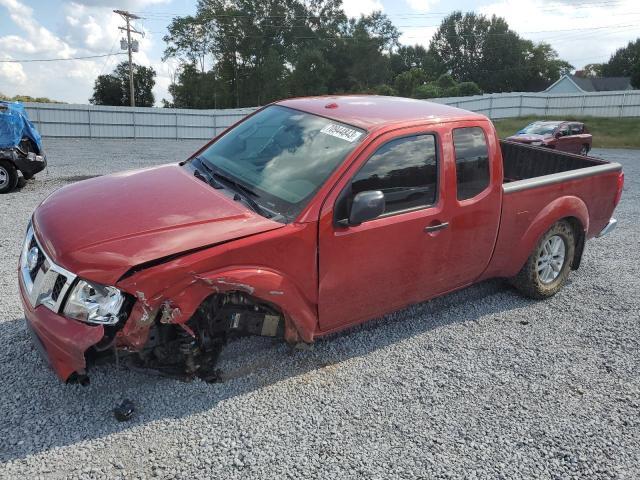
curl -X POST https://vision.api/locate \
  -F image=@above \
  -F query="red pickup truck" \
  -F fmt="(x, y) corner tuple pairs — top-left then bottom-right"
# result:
(506, 120), (592, 155)
(19, 96), (624, 383)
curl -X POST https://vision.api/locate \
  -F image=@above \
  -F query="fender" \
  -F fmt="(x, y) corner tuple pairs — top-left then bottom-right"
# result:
(508, 195), (588, 278)
(117, 266), (318, 349)
(483, 194), (589, 280)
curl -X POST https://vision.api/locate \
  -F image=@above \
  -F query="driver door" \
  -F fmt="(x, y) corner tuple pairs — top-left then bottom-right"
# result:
(317, 128), (452, 333)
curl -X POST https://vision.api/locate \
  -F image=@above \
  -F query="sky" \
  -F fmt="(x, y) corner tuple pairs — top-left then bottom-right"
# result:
(0, 0), (639, 105)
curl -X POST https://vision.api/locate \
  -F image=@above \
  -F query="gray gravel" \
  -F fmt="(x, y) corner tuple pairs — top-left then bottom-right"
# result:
(1, 140), (638, 479)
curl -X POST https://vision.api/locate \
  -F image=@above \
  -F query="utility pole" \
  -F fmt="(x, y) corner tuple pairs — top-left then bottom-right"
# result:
(114, 10), (142, 107)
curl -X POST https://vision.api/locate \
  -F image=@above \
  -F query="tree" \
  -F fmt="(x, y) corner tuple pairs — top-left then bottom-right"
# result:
(288, 49), (334, 97)
(90, 62), (156, 107)
(165, 64), (221, 108)
(601, 39), (640, 87)
(163, 15), (216, 73)
(582, 63), (603, 77)
(394, 68), (426, 97)
(429, 11), (572, 93)
(413, 75), (481, 99)
(389, 45), (442, 79)
(0, 93), (64, 103)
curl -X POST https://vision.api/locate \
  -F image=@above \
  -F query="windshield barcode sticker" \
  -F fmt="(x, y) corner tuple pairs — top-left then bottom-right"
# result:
(320, 124), (362, 142)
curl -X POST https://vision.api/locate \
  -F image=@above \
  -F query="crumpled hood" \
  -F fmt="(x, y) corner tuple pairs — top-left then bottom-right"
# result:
(33, 164), (284, 285)
(506, 133), (550, 143)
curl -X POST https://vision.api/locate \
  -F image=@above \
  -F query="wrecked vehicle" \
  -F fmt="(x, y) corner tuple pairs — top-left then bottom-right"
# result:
(19, 96), (624, 383)
(0, 101), (46, 193)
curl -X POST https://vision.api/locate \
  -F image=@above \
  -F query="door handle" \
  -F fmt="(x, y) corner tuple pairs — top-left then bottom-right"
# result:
(424, 222), (449, 233)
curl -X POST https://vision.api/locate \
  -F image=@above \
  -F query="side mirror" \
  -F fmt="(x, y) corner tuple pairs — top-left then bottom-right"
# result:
(348, 190), (385, 226)
(554, 132), (562, 139)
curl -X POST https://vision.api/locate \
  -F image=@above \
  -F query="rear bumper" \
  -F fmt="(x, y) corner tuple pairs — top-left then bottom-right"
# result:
(597, 218), (617, 238)
(19, 274), (104, 382)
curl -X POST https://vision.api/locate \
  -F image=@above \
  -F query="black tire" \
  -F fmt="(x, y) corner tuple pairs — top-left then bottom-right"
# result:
(579, 144), (590, 156)
(0, 160), (18, 194)
(510, 220), (575, 299)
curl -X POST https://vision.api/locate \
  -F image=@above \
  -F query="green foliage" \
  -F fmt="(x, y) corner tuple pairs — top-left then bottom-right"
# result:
(90, 62), (156, 107)
(413, 83), (441, 99)
(372, 84), (397, 96)
(161, 5), (577, 107)
(582, 63), (603, 77)
(394, 68), (426, 97)
(0, 93), (65, 104)
(436, 73), (456, 89)
(601, 38), (640, 88)
(412, 76), (481, 99)
(428, 11), (572, 93)
(456, 81), (482, 96)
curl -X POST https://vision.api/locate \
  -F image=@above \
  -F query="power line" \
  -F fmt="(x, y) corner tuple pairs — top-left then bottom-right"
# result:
(132, 1), (630, 19)
(0, 53), (126, 63)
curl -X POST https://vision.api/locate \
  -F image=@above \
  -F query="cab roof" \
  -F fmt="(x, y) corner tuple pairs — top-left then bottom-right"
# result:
(276, 95), (488, 132)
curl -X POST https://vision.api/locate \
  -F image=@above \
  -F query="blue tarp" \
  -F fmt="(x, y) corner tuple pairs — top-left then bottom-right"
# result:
(0, 101), (43, 152)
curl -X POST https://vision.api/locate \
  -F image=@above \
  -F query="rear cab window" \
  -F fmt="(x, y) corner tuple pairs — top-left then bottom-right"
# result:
(351, 134), (438, 216)
(569, 123), (584, 135)
(452, 127), (490, 200)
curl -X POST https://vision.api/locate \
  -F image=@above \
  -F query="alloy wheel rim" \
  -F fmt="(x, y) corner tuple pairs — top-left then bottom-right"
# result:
(537, 235), (566, 284)
(0, 167), (8, 188)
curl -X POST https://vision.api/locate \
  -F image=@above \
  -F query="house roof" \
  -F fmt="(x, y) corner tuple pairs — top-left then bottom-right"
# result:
(547, 74), (632, 92)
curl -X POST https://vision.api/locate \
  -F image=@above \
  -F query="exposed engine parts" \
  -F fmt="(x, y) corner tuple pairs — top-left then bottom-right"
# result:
(129, 292), (285, 382)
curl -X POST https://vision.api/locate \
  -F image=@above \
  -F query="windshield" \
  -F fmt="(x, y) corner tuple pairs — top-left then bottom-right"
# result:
(197, 105), (366, 221)
(518, 122), (559, 135)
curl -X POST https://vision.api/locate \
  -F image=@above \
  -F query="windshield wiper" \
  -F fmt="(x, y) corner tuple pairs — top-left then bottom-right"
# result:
(211, 171), (258, 197)
(191, 157), (223, 189)
(210, 171), (272, 218)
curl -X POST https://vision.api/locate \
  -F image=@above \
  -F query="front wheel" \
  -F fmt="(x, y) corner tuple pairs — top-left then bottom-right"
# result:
(510, 220), (575, 299)
(0, 161), (19, 194)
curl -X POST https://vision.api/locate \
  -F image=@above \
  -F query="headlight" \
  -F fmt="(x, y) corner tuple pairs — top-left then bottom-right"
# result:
(63, 279), (125, 325)
(531, 141), (542, 146)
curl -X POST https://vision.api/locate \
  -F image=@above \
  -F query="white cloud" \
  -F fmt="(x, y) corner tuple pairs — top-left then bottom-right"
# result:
(0, 60), (27, 87)
(404, 0), (437, 13)
(0, 0), (74, 57)
(341, 0), (383, 18)
(70, 0), (169, 7)
(478, 0), (640, 70)
(399, 25), (438, 48)
(0, 0), (172, 105)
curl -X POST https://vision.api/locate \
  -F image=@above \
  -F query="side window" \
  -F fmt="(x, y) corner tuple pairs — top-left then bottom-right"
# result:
(453, 127), (490, 201)
(570, 123), (583, 135)
(558, 125), (570, 136)
(351, 134), (438, 215)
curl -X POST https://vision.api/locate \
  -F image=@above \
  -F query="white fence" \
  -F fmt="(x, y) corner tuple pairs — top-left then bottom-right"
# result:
(23, 103), (258, 139)
(433, 90), (640, 119)
(24, 90), (640, 139)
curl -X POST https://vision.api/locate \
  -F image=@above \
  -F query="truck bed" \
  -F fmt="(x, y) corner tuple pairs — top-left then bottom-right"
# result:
(500, 140), (607, 183)
(481, 140), (624, 281)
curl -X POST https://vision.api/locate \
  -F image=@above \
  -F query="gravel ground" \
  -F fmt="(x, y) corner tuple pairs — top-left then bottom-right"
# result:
(0, 140), (638, 479)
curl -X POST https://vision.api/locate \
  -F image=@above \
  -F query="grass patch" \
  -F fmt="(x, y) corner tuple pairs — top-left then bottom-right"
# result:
(493, 116), (640, 149)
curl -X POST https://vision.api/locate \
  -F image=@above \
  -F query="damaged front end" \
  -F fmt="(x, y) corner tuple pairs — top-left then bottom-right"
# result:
(20, 215), (314, 384)
(127, 292), (285, 382)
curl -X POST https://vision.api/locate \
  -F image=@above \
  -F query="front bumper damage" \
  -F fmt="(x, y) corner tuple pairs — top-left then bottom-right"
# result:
(18, 224), (313, 384)
(21, 282), (104, 382)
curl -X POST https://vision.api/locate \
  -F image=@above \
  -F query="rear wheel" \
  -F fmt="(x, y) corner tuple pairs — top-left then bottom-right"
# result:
(579, 144), (590, 156)
(0, 161), (18, 194)
(511, 220), (575, 299)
